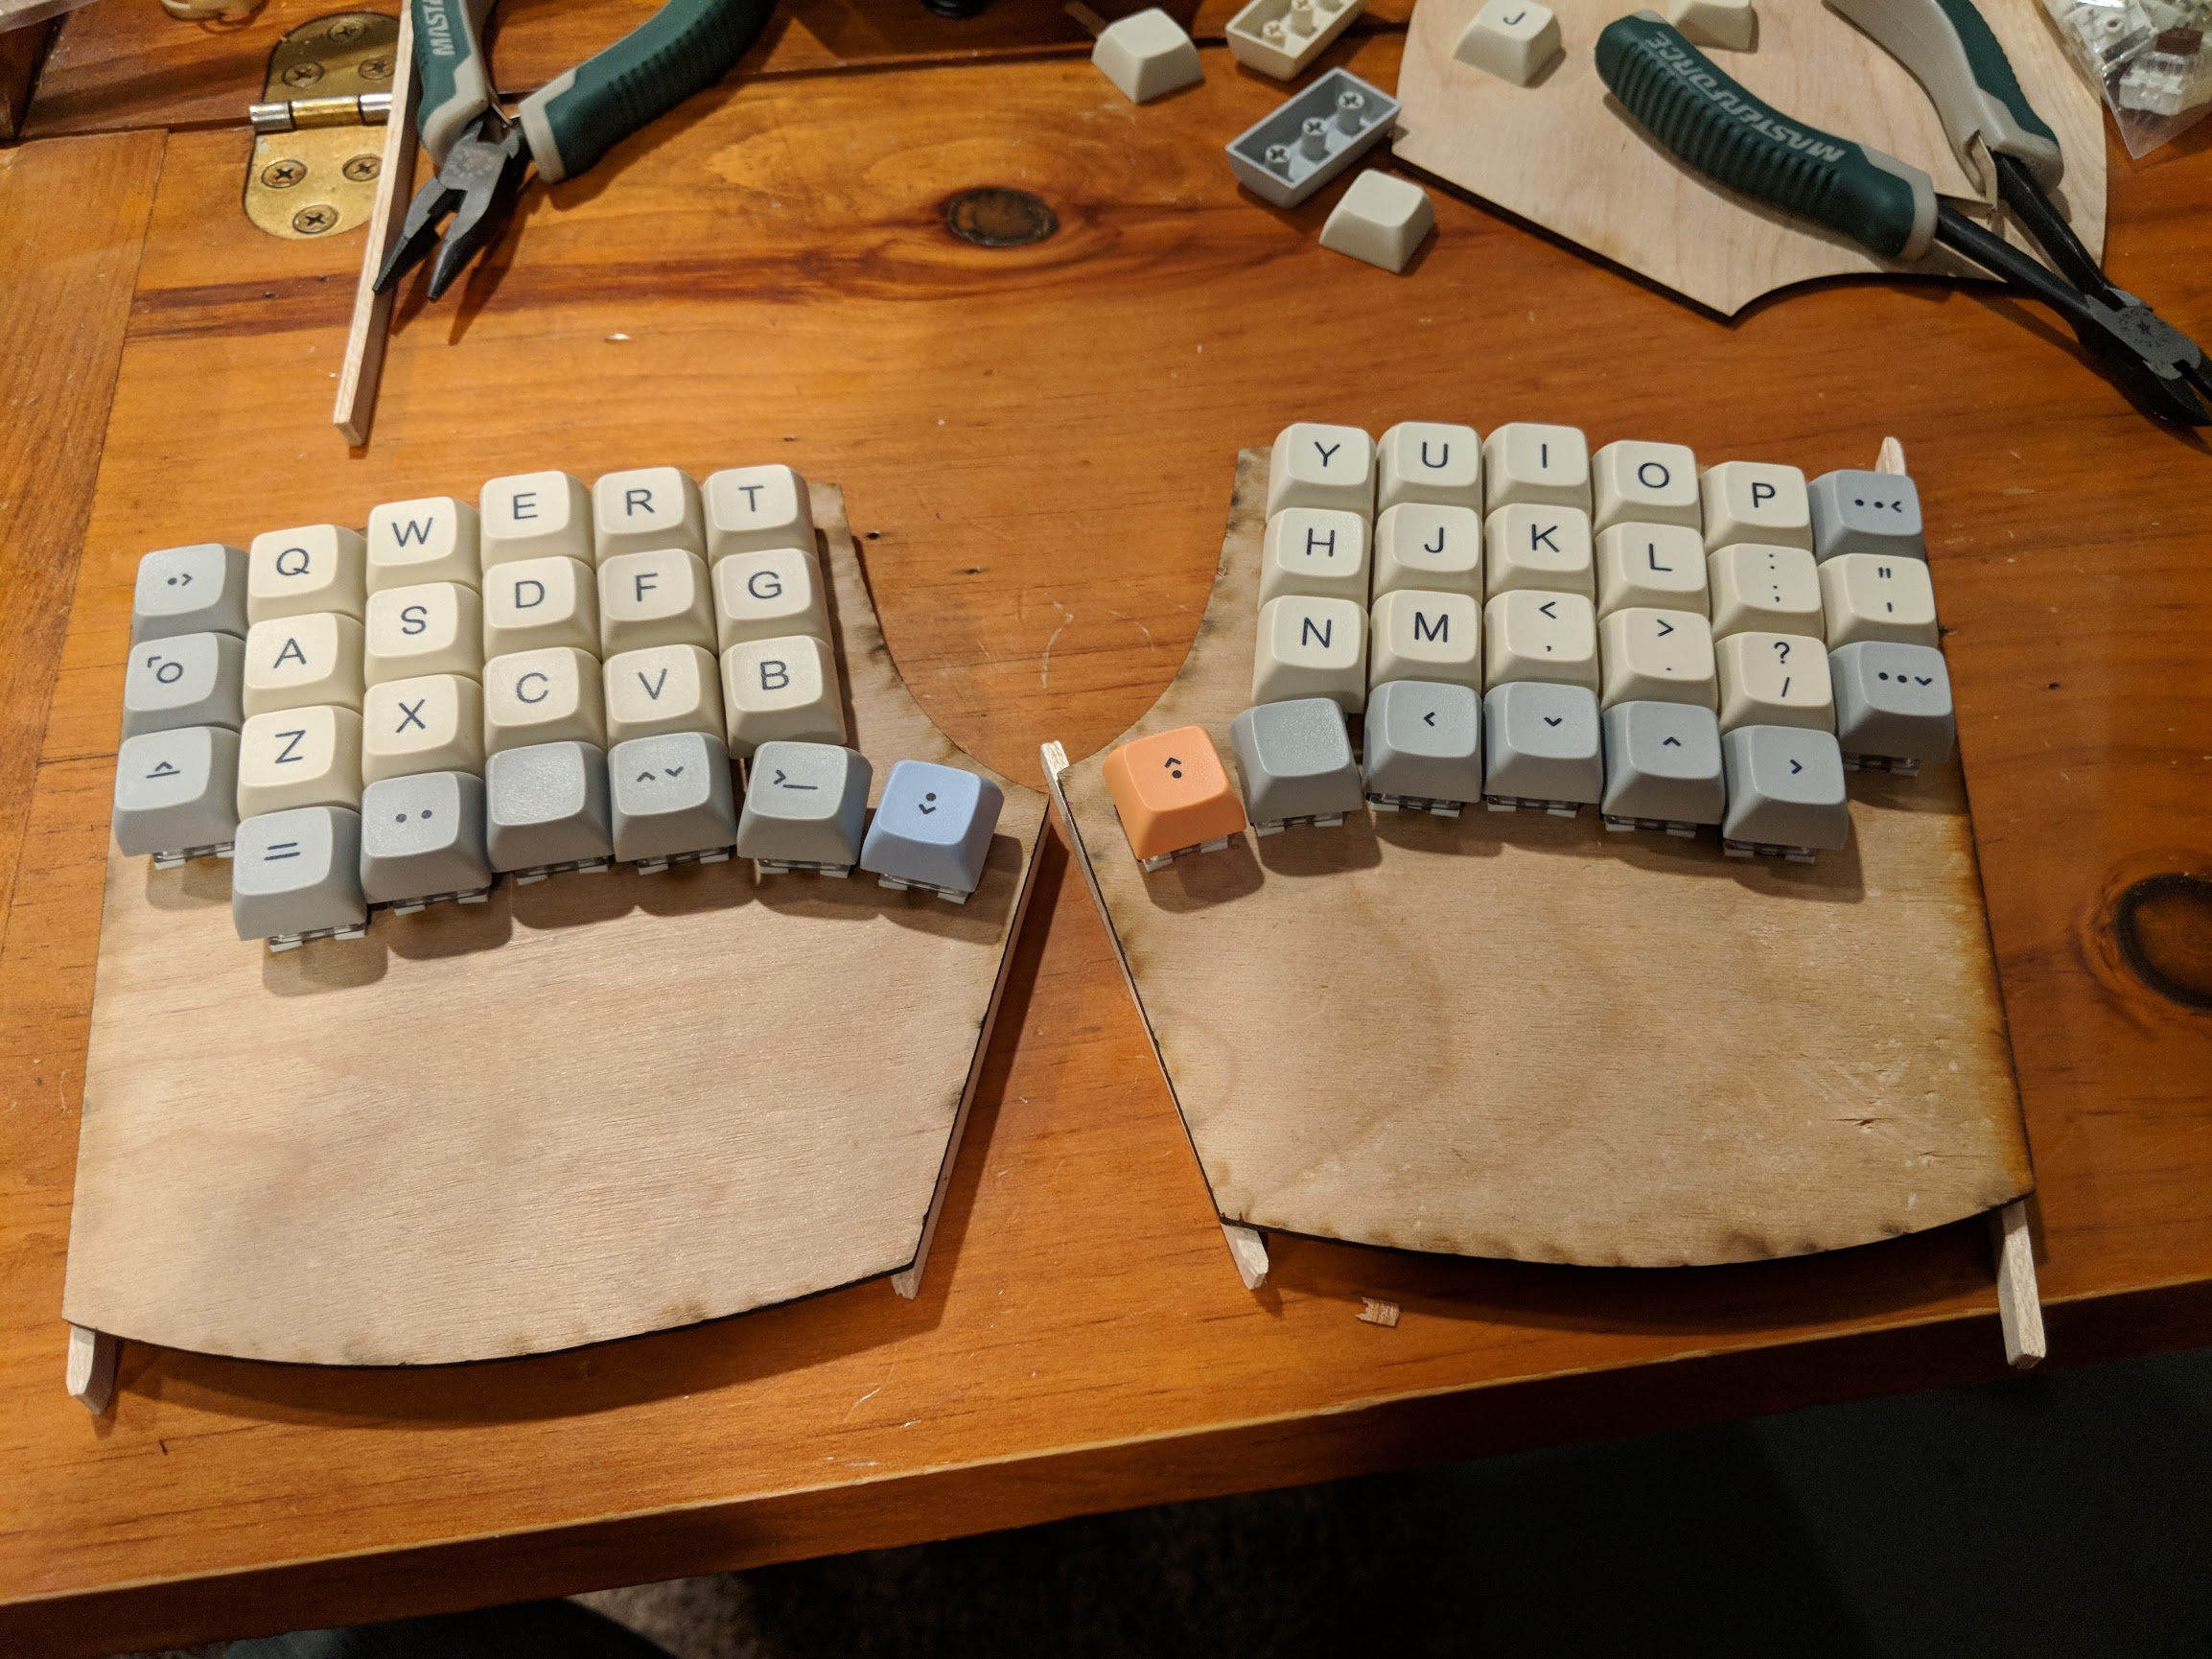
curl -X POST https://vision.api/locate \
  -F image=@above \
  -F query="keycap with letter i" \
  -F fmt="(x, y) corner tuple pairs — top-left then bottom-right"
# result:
(736, 740), (873, 876)
(860, 759), (1006, 901)
(1101, 726), (1246, 869)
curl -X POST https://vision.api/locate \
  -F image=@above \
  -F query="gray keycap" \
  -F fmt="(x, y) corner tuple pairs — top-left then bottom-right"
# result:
(1362, 679), (1481, 811)
(611, 732), (737, 866)
(486, 740), (614, 876)
(360, 771), (493, 906)
(736, 740), (872, 872)
(1830, 642), (1956, 766)
(1808, 470), (1924, 563)
(1482, 681), (1601, 809)
(1228, 697), (1364, 830)
(112, 725), (239, 860)
(1721, 726), (1851, 853)
(132, 543), (249, 643)
(858, 759), (1005, 898)
(232, 806), (366, 945)
(1600, 700), (1725, 830)
(121, 630), (244, 737)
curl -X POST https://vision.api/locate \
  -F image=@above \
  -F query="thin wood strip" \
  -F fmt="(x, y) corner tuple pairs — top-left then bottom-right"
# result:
(332, 0), (413, 448)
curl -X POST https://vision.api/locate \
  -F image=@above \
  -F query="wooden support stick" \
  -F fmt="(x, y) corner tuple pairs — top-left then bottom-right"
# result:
(332, 0), (415, 447)
(1991, 1200), (2046, 1369)
(65, 1325), (118, 1415)
(1063, 0), (1107, 37)
(1221, 1223), (1269, 1290)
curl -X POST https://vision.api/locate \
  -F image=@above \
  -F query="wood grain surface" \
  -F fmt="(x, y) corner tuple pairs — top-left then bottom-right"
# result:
(1, 24), (2208, 1654)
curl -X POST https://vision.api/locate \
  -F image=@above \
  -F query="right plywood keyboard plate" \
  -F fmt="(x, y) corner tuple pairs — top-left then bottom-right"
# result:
(1049, 450), (2030, 1268)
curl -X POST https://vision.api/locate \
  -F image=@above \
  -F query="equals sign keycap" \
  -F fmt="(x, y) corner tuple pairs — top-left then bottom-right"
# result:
(264, 841), (302, 859)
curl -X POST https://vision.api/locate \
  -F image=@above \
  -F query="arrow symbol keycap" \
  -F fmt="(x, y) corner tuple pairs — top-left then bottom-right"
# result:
(1656, 619), (1674, 636)
(1422, 711), (1436, 726)
(1661, 736), (1682, 747)
(664, 767), (685, 778)
(1543, 715), (1563, 727)
(1789, 759), (1804, 775)
(147, 759), (182, 778)
(1539, 599), (1558, 619)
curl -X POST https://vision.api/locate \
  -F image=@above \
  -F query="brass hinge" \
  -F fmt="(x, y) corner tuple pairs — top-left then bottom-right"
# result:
(244, 11), (400, 241)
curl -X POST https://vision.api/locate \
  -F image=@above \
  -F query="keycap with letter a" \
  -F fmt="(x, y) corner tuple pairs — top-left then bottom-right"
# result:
(860, 759), (1005, 901)
(1101, 726), (1246, 869)
(735, 740), (873, 876)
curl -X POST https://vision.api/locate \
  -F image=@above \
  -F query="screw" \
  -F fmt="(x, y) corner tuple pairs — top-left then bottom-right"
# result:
(360, 56), (392, 80)
(282, 60), (324, 87)
(292, 204), (339, 234)
(326, 16), (365, 40)
(262, 158), (307, 188)
(342, 154), (380, 181)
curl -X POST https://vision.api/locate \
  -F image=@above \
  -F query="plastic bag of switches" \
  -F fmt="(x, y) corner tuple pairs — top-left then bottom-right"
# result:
(2043, 0), (2212, 156)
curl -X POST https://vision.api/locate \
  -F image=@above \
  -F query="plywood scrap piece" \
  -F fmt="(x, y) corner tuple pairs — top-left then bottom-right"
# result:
(1357, 1297), (1400, 1327)
(332, 0), (415, 448)
(65, 1325), (117, 1414)
(1222, 1222), (1269, 1290)
(1991, 1200), (2046, 1370)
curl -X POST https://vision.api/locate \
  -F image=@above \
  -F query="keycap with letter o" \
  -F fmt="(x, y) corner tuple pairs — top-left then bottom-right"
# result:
(860, 759), (1005, 901)
(1101, 725), (1246, 869)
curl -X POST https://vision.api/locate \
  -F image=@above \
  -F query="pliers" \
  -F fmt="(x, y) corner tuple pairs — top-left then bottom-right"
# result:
(377, 0), (776, 300)
(1595, 0), (2211, 427)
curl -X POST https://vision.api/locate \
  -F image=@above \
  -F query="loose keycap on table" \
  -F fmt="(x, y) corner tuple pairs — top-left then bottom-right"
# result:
(1101, 726), (1246, 869)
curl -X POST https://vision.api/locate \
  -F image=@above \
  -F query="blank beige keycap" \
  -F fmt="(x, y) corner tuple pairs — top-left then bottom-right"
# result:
(243, 613), (365, 715)
(594, 466), (704, 560)
(361, 674), (486, 783)
(1376, 421), (1481, 511)
(705, 465), (816, 564)
(1819, 552), (1939, 648)
(1598, 606), (1717, 712)
(481, 555), (597, 656)
(1716, 630), (1834, 734)
(1266, 422), (1375, 518)
(1596, 523), (1709, 618)
(1482, 589), (1597, 691)
(598, 549), (714, 653)
(483, 646), (606, 753)
(1592, 441), (1700, 531)
(1481, 422), (1589, 513)
(248, 525), (366, 622)
(712, 547), (828, 649)
(481, 471), (593, 568)
(1701, 460), (1811, 551)
(1484, 503), (1593, 598)
(604, 643), (725, 746)
(1373, 502), (1482, 600)
(721, 634), (847, 758)
(1369, 589), (1480, 691)
(366, 497), (480, 592)
(364, 582), (482, 685)
(237, 704), (362, 816)
(1252, 595), (1367, 711)
(1259, 508), (1369, 605)
(1710, 543), (1824, 640)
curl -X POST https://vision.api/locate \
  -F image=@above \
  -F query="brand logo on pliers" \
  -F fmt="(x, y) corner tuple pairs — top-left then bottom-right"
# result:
(1641, 35), (1849, 164)
(419, 0), (457, 58)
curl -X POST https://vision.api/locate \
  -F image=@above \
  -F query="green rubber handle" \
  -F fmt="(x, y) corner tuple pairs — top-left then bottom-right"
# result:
(1595, 12), (1937, 261)
(517, 0), (775, 184)
(408, 0), (496, 166)
(1826, 0), (2062, 190)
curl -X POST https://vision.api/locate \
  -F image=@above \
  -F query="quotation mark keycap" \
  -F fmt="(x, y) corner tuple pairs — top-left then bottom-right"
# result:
(1818, 553), (1938, 648)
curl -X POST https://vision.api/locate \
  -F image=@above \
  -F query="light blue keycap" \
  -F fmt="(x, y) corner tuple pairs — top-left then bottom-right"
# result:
(1808, 470), (1924, 564)
(1600, 700), (1725, 830)
(860, 759), (1004, 900)
(1482, 681), (1602, 811)
(1830, 642), (1955, 767)
(1362, 680), (1481, 813)
(736, 741), (873, 873)
(360, 771), (493, 907)
(610, 732), (737, 867)
(1228, 696), (1363, 830)
(486, 740), (613, 876)
(112, 725), (239, 861)
(1721, 726), (1851, 854)
(232, 806), (366, 946)
(132, 543), (248, 643)
(120, 630), (244, 737)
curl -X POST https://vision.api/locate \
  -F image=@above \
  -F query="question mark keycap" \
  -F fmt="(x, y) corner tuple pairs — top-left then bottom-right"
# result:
(1715, 630), (1833, 736)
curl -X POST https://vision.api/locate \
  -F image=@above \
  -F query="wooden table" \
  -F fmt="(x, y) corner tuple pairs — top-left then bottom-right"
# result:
(3, 3), (2208, 1651)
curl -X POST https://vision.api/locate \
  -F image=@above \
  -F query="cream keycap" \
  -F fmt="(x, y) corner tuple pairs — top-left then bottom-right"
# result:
(1482, 589), (1598, 691)
(1252, 595), (1367, 711)
(483, 646), (606, 753)
(361, 674), (486, 783)
(1481, 422), (1589, 513)
(598, 549), (714, 653)
(1716, 630), (1834, 734)
(1592, 441), (1700, 531)
(243, 612), (365, 715)
(1259, 508), (1369, 605)
(1266, 422), (1376, 518)
(237, 704), (363, 816)
(721, 634), (847, 758)
(1598, 606), (1717, 711)
(1710, 543), (1824, 640)
(247, 525), (366, 622)
(366, 497), (479, 592)
(481, 555), (597, 656)
(1701, 460), (1811, 550)
(1484, 503), (1594, 598)
(1373, 502), (1482, 599)
(605, 643), (725, 746)
(712, 547), (829, 649)
(1596, 523), (1709, 618)
(364, 582), (482, 685)
(1376, 421), (1481, 511)
(705, 465), (816, 564)
(1369, 589), (1481, 691)
(594, 466), (705, 560)
(1819, 552), (1939, 648)
(480, 471), (593, 568)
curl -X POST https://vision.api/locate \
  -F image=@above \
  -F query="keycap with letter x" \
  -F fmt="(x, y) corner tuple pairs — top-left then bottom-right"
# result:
(861, 759), (1006, 902)
(1101, 726), (1246, 868)
(735, 740), (873, 876)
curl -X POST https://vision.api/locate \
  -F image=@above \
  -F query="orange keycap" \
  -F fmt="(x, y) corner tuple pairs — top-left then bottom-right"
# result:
(1101, 725), (1246, 867)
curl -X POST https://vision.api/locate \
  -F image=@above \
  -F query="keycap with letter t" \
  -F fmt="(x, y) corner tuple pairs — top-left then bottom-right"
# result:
(735, 740), (873, 876)
(1101, 726), (1246, 868)
(860, 759), (1006, 901)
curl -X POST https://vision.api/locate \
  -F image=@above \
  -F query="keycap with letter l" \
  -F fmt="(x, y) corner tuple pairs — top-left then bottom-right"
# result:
(1228, 697), (1364, 833)
(1101, 726), (1246, 869)
(860, 759), (1006, 902)
(231, 806), (367, 949)
(735, 740), (873, 876)
(1362, 680), (1481, 816)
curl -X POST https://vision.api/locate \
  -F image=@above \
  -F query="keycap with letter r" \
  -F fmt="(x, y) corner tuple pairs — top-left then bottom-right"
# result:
(736, 740), (873, 876)
(860, 759), (1006, 901)
(113, 726), (240, 863)
(231, 806), (366, 947)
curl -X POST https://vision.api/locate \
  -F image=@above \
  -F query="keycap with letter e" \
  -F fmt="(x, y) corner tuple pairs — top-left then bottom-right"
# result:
(735, 740), (873, 876)
(860, 759), (1005, 902)
(1101, 725), (1246, 868)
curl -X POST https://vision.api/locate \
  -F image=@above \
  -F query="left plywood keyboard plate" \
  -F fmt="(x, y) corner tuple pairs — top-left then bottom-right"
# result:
(62, 484), (1046, 1367)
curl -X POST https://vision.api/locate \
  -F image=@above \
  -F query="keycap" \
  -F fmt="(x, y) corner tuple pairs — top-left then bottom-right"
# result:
(1809, 469), (1925, 563)
(120, 631), (244, 736)
(1482, 680), (1602, 811)
(1370, 589), (1481, 691)
(720, 634), (847, 758)
(1818, 552), (1939, 648)
(238, 706), (363, 816)
(735, 740), (874, 874)
(594, 466), (704, 560)
(247, 525), (367, 622)
(364, 582), (483, 685)
(1362, 679), (1481, 813)
(1482, 589), (1598, 692)
(1830, 642), (1956, 768)
(1253, 595), (1367, 711)
(1700, 460), (1811, 551)
(610, 731), (738, 868)
(481, 555), (598, 657)
(1227, 696), (1363, 830)
(359, 771), (493, 907)
(1715, 630), (1833, 734)
(712, 548), (829, 649)
(480, 470), (593, 568)
(1317, 171), (1436, 275)
(1592, 441), (1701, 531)
(133, 543), (248, 643)
(705, 465), (816, 564)
(1599, 700), (1725, 832)
(1267, 422), (1375, 518)
(1099, 726), (1245, 867)
(231, 806), (366, 946)
(605, 643), (725, 747)
(1485, 503), (1594, 598)
(860, 759), (1006, 900)
(1455, 0), (1563, 82)
(485, 740), (614, 876)
(242, 613), (366, 715)
(1373, 502), (1482, 599)
(1376, 421), (1481, 511)
(1721, 726), (1851, 855)
(366, 497), (480, 592)
(1091, 6), (1202, 101)
(1598, 606), (1716, 712)
(483, 647), (606, 753)
(1259, 508), (1370, 605)
(362, 673), (486, 783)
(1709, 543), (1823, 640)
(1481, 422), (1589, 513)
(112, 726), (241, 862)
(598, 549), (714, 654)
(1595, 522), (1709, 618)
(1668, 0), (1755, 49)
